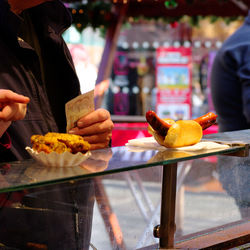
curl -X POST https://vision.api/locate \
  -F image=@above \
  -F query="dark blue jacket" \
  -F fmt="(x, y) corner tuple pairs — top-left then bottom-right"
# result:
(211, 13), (250, 132)
(0, 0), (81, 161)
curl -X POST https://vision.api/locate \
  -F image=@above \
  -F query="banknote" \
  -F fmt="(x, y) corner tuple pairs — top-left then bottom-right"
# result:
(65, 90), (94, 132)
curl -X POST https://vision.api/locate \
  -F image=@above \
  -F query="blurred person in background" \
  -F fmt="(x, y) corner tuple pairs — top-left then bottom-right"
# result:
(211, 11), (250, 218)
(0, 0), (113, 249)
(68, 44), (98, 94)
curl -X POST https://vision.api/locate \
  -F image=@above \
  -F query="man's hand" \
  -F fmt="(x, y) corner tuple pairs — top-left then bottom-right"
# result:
(0, 90), (30, 121)
(0, 90), (30, 137)
(69, 108), (114, 150)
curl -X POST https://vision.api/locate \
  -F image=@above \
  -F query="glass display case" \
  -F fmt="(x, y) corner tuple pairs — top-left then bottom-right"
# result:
(0, 129), (249, 249)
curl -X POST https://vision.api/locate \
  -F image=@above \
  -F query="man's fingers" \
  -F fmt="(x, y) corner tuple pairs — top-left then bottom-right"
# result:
(77, 109), (111, 128)
(81, 133), (112, 145)
(0, 105), (18, 121)
(0, 90), (30, 104)
(0, 103), (27, 121)
(70, 119), (113, 136)
(89, 142), (111, 150)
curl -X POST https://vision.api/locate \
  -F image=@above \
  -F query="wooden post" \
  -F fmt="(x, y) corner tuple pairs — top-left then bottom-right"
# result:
(95, 4), (128, 109)
(154, 163), (178, 249)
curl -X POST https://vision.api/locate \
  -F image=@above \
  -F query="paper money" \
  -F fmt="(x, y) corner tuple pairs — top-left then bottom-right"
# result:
(65, 90), (94, 132)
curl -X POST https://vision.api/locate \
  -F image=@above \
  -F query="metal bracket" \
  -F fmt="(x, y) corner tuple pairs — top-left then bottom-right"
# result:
(223, 143), (249, 157)
(153, 224), (160, 238)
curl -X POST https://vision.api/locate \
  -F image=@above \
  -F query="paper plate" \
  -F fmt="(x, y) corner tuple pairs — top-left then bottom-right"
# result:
(25, 147), (91, 167)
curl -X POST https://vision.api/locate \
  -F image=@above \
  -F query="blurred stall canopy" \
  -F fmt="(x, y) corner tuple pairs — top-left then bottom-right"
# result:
(63, 0), (250, 32)
(63, 0), (250, 18)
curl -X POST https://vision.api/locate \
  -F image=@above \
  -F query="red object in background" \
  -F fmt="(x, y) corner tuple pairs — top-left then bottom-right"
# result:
(111, 123), (218, 147)
(111, 123), (151, 147)
(156, 47), (192, 120)
(203, 124), (218, 135)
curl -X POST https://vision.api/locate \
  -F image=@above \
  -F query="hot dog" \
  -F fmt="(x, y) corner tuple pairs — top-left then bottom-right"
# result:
(146, 111), (217, 148)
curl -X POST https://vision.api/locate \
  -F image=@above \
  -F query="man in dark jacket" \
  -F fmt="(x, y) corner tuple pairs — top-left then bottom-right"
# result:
(0, 0), (114, 249)
(0, 0), (113, 161)
(211, 12), (250, 219)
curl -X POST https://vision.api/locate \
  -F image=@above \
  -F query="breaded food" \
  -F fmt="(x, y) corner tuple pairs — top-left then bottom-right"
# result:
(31, 132), (90, 154)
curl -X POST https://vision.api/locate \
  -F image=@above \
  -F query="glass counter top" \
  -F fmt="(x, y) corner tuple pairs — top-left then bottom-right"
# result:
(0, 129), (249, 193)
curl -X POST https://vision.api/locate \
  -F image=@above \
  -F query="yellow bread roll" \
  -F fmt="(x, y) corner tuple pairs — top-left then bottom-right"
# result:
(148, 119), (202, 148)
(164, 120), (202, 148)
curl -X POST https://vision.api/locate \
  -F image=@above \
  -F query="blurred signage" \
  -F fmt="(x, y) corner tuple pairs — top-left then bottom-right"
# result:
(156, 47), (192, 120)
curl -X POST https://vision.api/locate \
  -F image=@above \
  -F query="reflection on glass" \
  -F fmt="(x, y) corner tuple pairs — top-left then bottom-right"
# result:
(81, 148), (113, 173)
(178, 155), (250, 238)
(148, 150), (194, 163)
(91, 167), (163, 249)
(24, 163), (88, 181)
(217, 155), (250, 219)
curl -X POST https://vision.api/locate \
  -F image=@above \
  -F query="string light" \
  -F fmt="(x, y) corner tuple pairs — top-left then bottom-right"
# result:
(173, 41), (181, 47)
(142, 41), (150, 49)
(122, 41), (129, 49)
(183, 41), (191, 48)
(164, 0), (178, 9)
(153, 41), (160, 49)
(194, 41), (201, 48)
(132, 42), (139, 49)
(215, 41), (222, 48)
(204, 40), (212, 48)
(128, 17), (134, 23)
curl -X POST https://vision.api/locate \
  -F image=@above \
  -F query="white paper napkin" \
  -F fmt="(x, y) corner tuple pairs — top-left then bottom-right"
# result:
(126, 137), (165, 150)
(126, 137), (230, 151)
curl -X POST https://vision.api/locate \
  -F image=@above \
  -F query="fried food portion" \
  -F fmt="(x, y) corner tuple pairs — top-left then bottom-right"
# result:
(31, 132), (91, 154)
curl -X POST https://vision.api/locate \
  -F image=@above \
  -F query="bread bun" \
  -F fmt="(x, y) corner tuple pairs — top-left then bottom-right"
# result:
(148, 119), (203, 148)
(164, 120), (202, 148)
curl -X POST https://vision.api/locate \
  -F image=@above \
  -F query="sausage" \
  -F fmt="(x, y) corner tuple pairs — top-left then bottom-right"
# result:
(193, 112), (218, 130)
(146, 110), (172, 137)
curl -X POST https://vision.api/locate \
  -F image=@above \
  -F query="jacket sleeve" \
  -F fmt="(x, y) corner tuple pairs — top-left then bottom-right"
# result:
(0, 132), (11, 150)
(239, 46), (250, 123)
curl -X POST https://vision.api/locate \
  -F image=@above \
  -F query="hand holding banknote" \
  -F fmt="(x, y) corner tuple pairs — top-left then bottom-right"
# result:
(66, 90), (114, 150)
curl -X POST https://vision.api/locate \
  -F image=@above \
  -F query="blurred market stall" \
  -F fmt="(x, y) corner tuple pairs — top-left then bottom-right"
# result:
(62, 0), (250, 145)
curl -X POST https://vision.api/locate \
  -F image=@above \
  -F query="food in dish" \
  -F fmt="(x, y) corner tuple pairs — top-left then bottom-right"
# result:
(31, 132), (90, 154)
(25, 147), (91, 167)
(146, 110), (217, 148)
